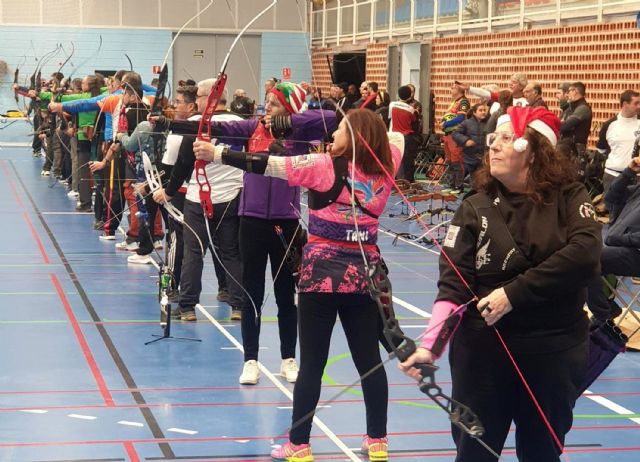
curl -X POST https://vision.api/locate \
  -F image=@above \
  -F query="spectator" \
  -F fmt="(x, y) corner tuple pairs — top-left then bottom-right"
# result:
(509, 72), (528, 107)
(441, 84), (470, 190)
(452, 103), (488, 183)
(556, 82), (571, 117)
(390, 85), (418, 182)
(559, 82), (593, 163)
(406, 83), (423, 136)
(523, 81), (548, 109)
(230, 96), (256, 118)
(596, 90), (640, 197)
(375, 90), (391, 128)
(485, 90), (513, 134)
(234, 88), (247, 99)
(586, 158), (640, 325)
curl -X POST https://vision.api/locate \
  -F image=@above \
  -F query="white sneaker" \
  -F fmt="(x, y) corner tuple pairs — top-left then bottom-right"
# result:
(41, 170), (50, 176)
(67, 190), (79, 198)
(116, 240), (139, 251)
(99, 234), (116, 241)
(239, 360), (260, 385)
(280, 358), (299, 383)
(127, 254), (154, 265)
(153, 240), (163, 249)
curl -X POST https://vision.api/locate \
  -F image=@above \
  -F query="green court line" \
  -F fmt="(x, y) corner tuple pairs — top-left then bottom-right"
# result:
(321, 352), (439, 410)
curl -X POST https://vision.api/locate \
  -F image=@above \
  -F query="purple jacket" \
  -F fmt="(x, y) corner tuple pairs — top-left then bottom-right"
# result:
(217, 110), (336, 219)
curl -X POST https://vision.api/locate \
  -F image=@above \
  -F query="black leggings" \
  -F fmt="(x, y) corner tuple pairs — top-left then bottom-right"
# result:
(449, 325), (587, 462)
(239, 216), (298, 362)
(289, 292), (388, 444)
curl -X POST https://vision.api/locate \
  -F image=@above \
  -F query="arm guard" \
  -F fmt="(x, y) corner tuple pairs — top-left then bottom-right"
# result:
(221, 147), (269, 175)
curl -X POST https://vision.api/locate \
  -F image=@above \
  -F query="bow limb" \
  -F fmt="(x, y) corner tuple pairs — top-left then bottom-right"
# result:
(68, 36), (102, 81)
(196, 0), (278, 218)
(151, 0), (216, 117)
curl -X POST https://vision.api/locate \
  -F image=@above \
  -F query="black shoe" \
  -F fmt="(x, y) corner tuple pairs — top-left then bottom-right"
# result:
(217, 290), (230, 303)
(75, 204), (92, 213)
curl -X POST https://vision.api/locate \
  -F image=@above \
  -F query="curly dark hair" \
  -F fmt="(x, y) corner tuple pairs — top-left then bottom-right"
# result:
(473, 127), (577, 205)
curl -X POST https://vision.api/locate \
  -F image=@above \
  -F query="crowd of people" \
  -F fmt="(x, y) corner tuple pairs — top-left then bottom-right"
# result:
(11, 66), (640, 462)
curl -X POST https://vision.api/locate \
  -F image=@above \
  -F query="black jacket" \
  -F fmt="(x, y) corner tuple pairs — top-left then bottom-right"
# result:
(560, 97), (592, 145)
(437, 182), (601, 353)
(605, 167), (640, 248)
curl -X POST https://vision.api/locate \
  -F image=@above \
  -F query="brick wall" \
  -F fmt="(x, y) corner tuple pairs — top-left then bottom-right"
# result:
(365, 42), (389, 91)
(431, 21), (640, 144)
(310, 48), (334, 96)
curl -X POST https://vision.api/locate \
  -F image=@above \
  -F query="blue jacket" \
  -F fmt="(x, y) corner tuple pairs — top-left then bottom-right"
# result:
(452, 116), (487, 162)
(604, 167), (640, 248)
(217, 110), (336, 220)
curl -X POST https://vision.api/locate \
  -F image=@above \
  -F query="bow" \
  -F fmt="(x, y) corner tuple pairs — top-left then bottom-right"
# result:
(13, 54), (26, 108)
(195, 0), (278, 218)
(67, 35), (102, 82)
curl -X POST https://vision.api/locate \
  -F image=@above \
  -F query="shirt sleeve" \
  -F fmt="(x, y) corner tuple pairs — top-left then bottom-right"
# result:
(284, 153), (335, 191)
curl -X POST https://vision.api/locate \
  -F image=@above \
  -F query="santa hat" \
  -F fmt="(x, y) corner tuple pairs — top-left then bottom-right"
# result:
(496, 106), (561, 152)
(270, 82), (308, 114)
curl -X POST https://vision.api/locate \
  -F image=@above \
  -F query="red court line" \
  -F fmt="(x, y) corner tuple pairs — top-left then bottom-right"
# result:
(3, 378), (640, 396)
(0, 160), (48, 263)
(123, 441), (139, 462)
(51, 273), (115, 407)
(23, 212), (50, 264)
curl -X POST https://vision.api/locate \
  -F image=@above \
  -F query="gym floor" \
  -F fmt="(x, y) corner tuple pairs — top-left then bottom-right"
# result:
(0, 146), (638, 461)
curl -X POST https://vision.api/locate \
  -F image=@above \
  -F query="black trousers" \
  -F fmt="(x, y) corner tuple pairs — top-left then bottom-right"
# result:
(289, 292), (388, 444)
(586, 245), (640, 321)
(166, 191), (185, 289)
(103, 154), (126, 236)
(449, 325), (587, 462)
(179, 197), (243, 313)
(397, 134), (418, 183)
(77, 140), (92, 209)
(239, 216), (298, 362)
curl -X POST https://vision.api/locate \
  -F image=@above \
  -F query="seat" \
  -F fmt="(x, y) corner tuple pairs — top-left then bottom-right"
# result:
(602, 276), (640, 350)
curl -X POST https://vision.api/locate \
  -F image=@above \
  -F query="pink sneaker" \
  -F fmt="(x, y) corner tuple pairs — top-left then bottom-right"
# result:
(270, 441), (313, 462)
(361, 435), (388, 461)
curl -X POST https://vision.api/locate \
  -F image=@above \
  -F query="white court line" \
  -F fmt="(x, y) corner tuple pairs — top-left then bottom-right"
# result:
(20, 409), (48, 414)
(196, 305), (361, 462)
(118, 421), (144, 427)
(582, 391), (640, 424)
(167, 427), (198, 435)
(68, 414), (97, 420)
(392, 296), (431, 318)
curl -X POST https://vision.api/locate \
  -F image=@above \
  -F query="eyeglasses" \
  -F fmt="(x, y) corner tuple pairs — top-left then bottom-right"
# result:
(486, 132), (516, 147)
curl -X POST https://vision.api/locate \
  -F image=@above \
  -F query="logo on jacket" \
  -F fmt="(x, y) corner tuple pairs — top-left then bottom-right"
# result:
(291, 154), (315, 169)
(476, 239), (492, 270)
(578, 202), (597, 221)
(475, 215), (491, 269)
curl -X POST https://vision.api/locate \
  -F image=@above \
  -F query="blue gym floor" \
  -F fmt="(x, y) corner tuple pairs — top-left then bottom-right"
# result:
(0, 143), (639, 462)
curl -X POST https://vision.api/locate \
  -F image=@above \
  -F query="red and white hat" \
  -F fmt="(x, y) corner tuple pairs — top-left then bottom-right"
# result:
(496, 106), (561, 152)
(270, 82), (308, 114)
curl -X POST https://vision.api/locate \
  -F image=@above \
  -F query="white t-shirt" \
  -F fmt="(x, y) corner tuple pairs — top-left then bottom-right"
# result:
(185, 113), (244, 204)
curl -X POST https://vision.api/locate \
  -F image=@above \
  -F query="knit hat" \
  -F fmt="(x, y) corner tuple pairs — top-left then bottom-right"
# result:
(270, 82), (308, 114)
(496, 106), (561, 152)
